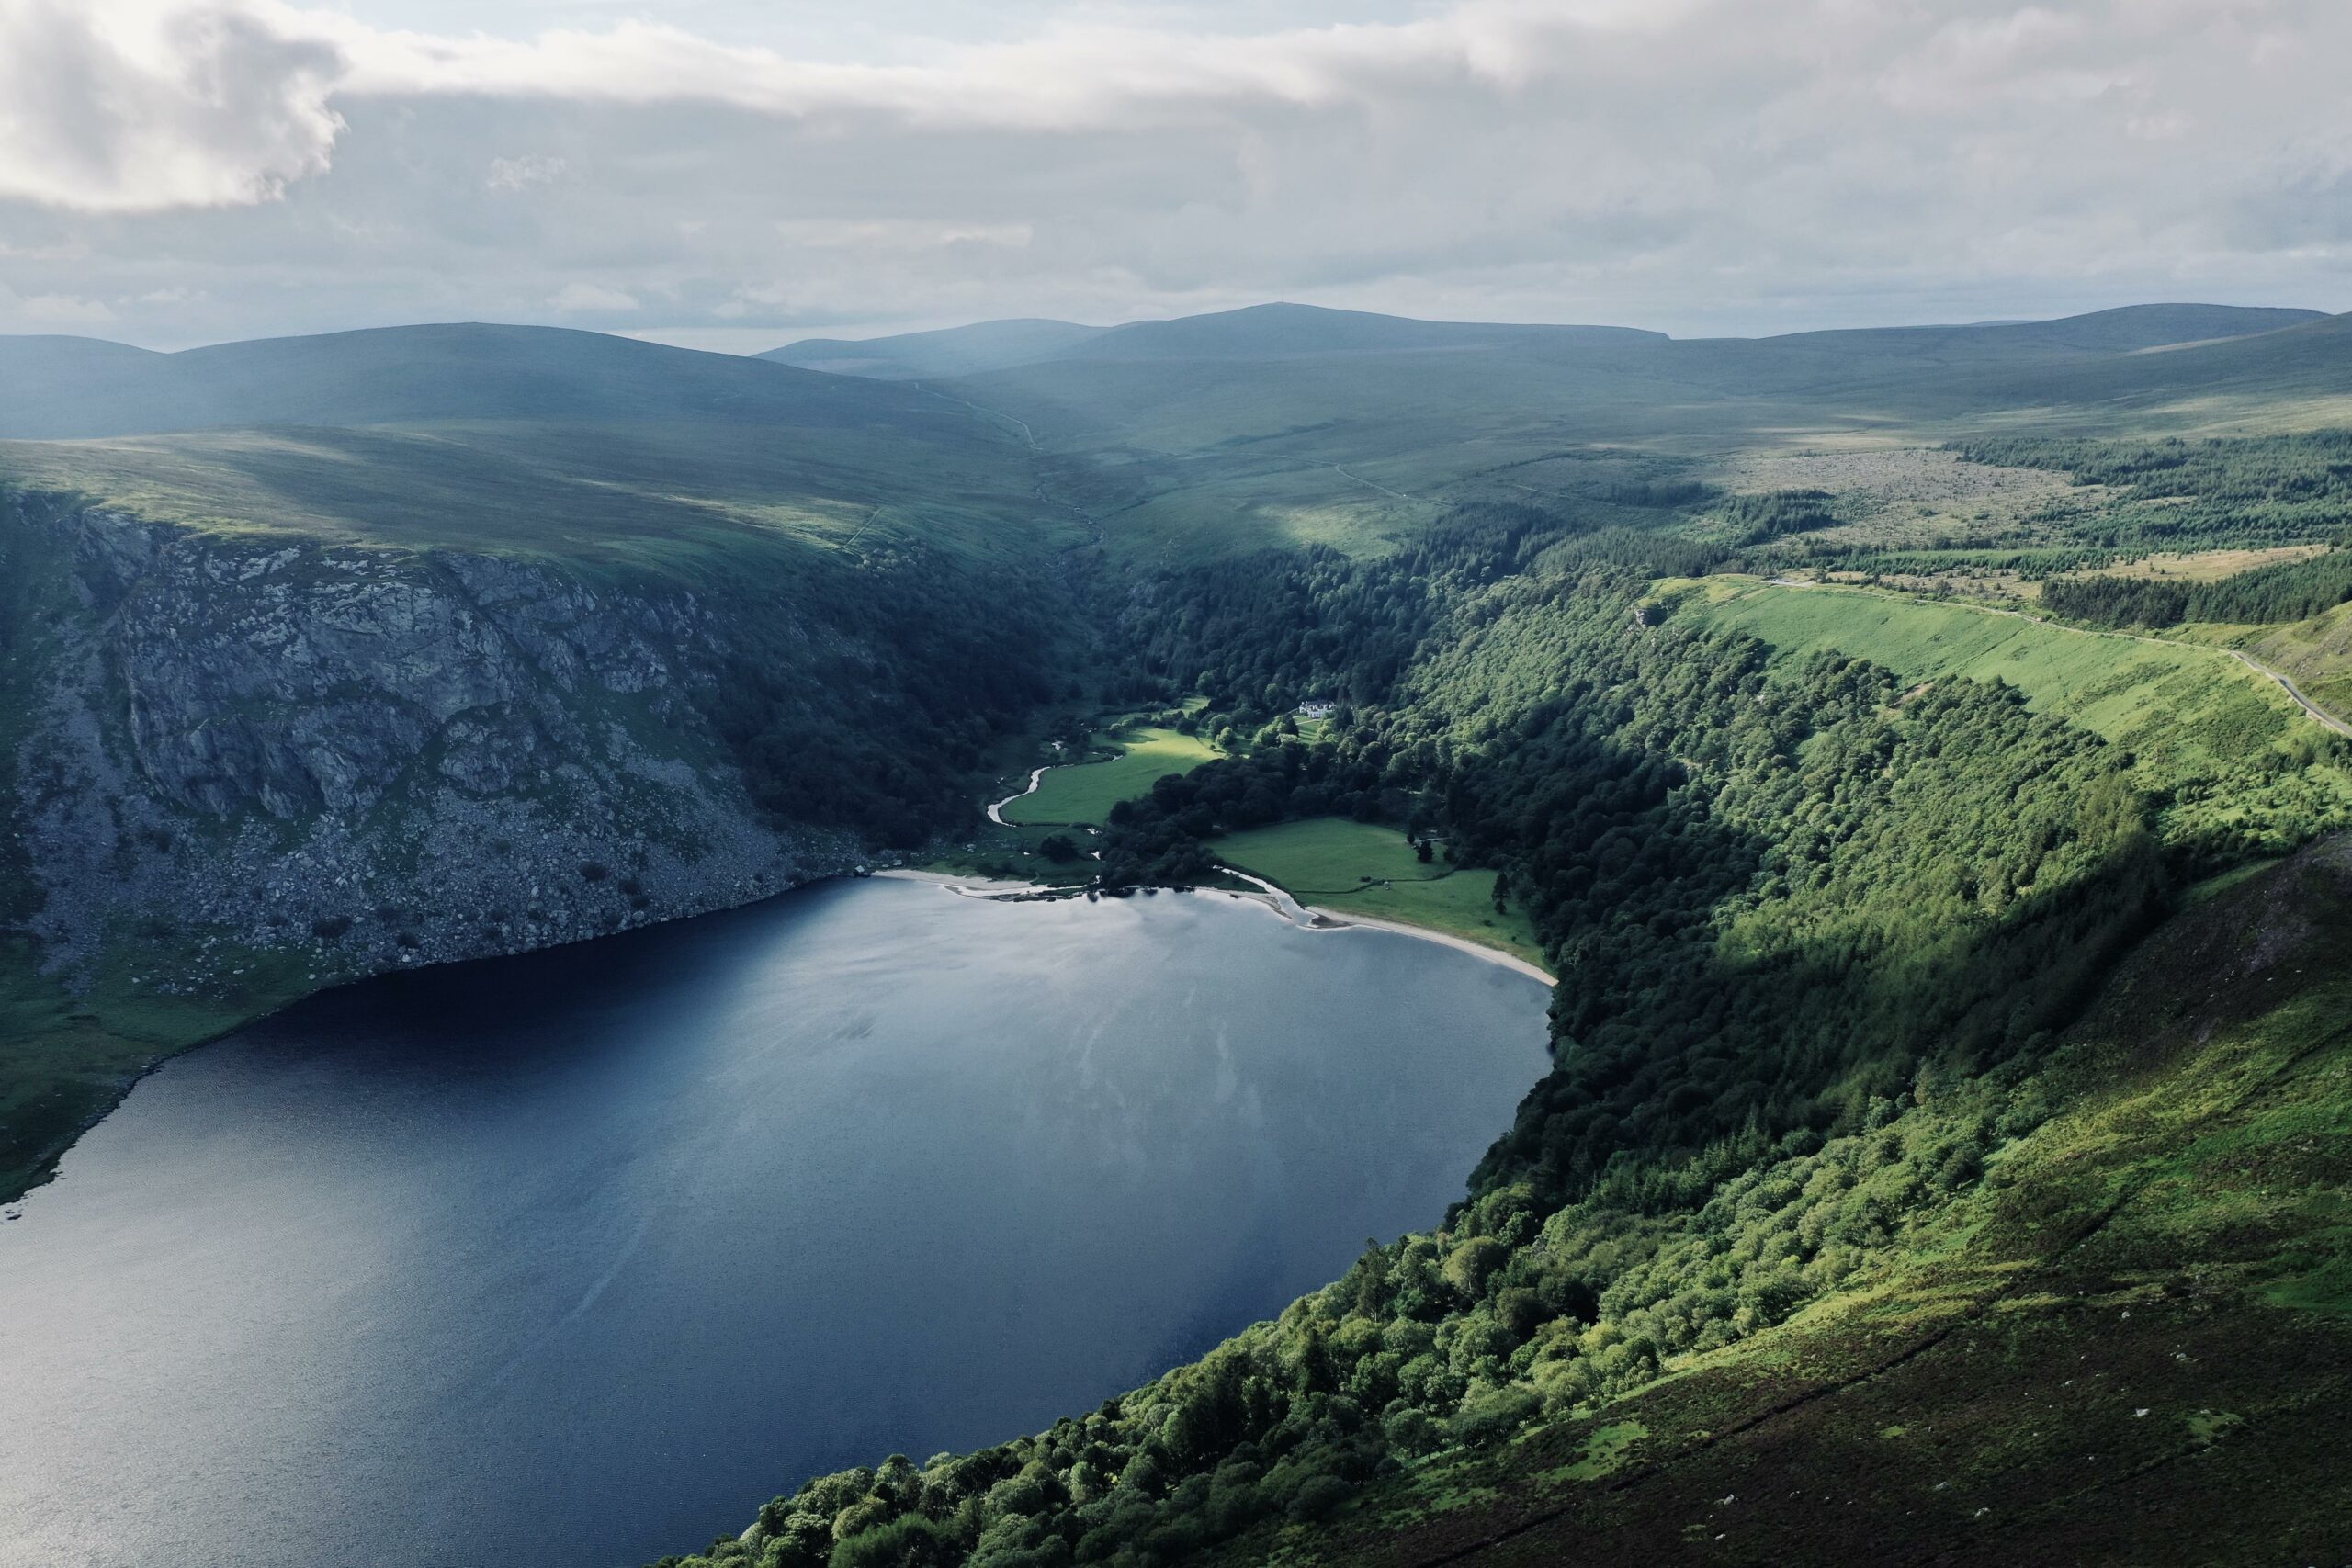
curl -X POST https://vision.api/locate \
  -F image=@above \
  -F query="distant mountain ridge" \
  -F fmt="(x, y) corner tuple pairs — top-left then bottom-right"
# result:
(0, 322), (934, 441)
(1758, 302), (2330, 357)
(767, 303), (1668, 380)
(767, 299), (2324, 382)
(762, 319), (1108, 380)
(3, 304), (2333, 442)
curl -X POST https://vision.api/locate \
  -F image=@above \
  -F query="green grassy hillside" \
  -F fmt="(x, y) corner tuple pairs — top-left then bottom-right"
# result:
(0, 418), (1068, 577)
(938, 308), (2352, 567)
(1210, 839), (2352, 1565)
(1212, 818), (1546, 971)
(1677, 576), (2302, 756)
(1675, 578), (2352, 861)
(0, 323), (1078, 580)
(1001, 728), (1222, 827)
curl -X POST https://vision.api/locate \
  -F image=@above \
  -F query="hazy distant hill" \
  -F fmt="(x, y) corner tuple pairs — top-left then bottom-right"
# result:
(0, 323), (940, 441)
(767, 304), (1665, 381)
(927, 301), (2352, 562)
(1764, 302), (2326, 359)
(762, 319), (1107, 380)
(1045, 303), (1668, 362)
(8, 304), (2346, 571)
(770, 300), (2306, 389)
(0, 323), (1062, 570)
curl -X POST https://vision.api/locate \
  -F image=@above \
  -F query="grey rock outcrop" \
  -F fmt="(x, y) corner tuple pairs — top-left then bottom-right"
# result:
(8, 493), (863, 995)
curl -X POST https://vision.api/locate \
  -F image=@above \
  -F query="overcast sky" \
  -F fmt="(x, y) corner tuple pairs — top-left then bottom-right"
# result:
(1, 0), (2346, 350)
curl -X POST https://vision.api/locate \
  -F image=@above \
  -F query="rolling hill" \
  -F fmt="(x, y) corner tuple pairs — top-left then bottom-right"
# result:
(763, 319), (1108, 380)
(0, 325), (1066, 570)
(0, 323), (947, 441)
(918, 303), (2352, 564)
(1041, 303), (1667, 363)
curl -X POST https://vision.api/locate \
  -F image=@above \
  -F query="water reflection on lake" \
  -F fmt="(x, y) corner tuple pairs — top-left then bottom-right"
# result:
(0, 877), (1547, 1568)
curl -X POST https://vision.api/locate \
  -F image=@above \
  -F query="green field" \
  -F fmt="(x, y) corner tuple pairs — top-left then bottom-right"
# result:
(0, 938), (311, 1202)
(1213, 818), (1550, 971)
(0, 418), (1075, 581)
(1001, 727), (1220, 825)
(1679, 577), (2323, 771)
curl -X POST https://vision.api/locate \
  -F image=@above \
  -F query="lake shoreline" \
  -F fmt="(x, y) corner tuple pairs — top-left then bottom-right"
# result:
(1292, 904), (1557, 987)
(888, 866), (1556, 987)
(2, 874), (1549, 1568)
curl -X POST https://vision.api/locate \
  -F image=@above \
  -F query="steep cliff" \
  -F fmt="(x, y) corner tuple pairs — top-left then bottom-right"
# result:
(6, 491), (872, 995)
(0, 480), (1076, 1200)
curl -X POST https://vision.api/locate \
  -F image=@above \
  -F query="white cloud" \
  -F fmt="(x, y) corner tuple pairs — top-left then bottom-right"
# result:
(0, 279), (117, 327)
(485, 152), (565, 192)
(546, 280), (638, 312)
(21, 291), (117, 324)
(0, 0), (345, 212)
(0, 1), (2347, 340)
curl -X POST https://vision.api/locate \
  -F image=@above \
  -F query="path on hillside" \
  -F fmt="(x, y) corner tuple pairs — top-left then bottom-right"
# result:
(1331, 464), (1421, 502)
(1970, 595), (2352, 740)
(913, 382), (1039, 450)
(2217, 649), (2352, 739)
(1769, 580), (2352, 739)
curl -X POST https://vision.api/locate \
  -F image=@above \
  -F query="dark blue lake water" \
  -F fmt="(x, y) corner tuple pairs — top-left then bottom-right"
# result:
(0, 876), (1547, 1567)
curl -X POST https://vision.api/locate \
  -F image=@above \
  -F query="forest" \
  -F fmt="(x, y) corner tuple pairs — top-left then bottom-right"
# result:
(654, 479), (2352, 1568)
(700, 542), (1067, 846)
(1955, 429), (2352, 549)
(2040, 543), (2352, 627)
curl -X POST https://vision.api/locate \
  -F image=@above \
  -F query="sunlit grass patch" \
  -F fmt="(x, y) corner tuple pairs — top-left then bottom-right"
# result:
(1002, 727), (1220, 826)
(1215, 818), (1549, 968)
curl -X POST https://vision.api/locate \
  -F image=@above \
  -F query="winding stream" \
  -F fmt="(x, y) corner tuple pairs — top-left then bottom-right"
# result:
(985, 765), (1050, 824)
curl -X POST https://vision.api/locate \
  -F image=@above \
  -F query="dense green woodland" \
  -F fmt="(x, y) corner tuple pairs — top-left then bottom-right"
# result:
(1959, 430), (2352, 550)
(699, 543), (1066, 846)
(2040, 545), (2352, 628)
(660, 468), (2352, 1568)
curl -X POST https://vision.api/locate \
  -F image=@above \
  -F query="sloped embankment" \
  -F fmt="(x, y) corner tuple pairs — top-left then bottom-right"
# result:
(1244, 838), (2352, 1566)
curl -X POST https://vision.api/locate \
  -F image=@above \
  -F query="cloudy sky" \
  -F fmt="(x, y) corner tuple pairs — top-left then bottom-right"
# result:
(0, 0), (2346, 350)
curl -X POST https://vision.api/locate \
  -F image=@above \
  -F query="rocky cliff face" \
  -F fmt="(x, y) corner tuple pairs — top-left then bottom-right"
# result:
(7, 493), (864, 997)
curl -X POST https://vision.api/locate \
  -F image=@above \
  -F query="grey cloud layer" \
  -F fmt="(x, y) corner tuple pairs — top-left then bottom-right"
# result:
(0, 0), (2346, 344)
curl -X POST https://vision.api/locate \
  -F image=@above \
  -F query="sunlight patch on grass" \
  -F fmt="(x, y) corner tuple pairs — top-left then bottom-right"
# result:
(1002, 727), (1220, 826)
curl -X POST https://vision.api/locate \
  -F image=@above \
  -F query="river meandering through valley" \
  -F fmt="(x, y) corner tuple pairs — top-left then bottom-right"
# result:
(0, 875), (1546, 1568)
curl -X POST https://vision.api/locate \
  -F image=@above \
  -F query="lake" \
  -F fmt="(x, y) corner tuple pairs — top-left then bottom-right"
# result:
(0, 876), (1549, 1568)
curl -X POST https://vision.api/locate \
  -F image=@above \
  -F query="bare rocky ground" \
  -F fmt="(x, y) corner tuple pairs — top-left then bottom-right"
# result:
(9, 495), (860, 996)
(1709, 446), (2091, 551)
